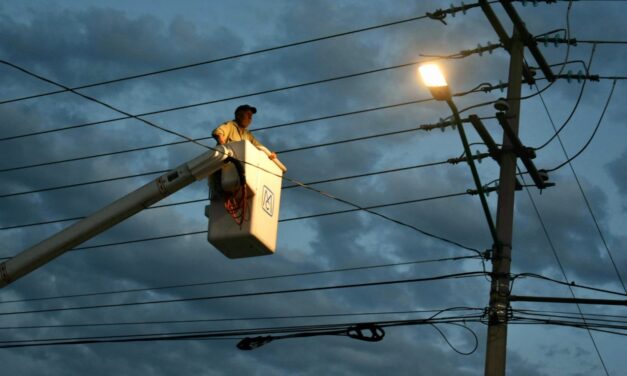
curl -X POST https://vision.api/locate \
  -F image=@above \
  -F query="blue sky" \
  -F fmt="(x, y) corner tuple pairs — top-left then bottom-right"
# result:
(0, 1), (625, 375)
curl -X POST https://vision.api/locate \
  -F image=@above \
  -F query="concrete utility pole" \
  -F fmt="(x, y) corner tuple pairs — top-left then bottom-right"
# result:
(484, 29), (524, 376)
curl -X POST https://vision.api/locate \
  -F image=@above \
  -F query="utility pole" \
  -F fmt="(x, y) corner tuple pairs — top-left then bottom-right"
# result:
(484, 28), (524, 376)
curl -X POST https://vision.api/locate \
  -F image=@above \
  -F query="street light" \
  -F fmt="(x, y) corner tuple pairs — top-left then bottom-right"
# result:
(418, 63), (498, 245)
(418, 63), (451, 101)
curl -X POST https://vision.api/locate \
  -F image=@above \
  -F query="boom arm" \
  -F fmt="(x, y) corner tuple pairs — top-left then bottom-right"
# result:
(0, 145), (234, 288)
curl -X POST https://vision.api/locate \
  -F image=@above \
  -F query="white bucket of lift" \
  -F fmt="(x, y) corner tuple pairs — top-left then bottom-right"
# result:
(206, 140), (284, 258)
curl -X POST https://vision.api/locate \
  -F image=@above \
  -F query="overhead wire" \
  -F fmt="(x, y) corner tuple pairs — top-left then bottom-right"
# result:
(0, 307), (485, 331)
(0, 116), (492, 199)
(533, 43), (597, 150)
(0, 190), (477, 261)
(0, 159), (455, 231)
(516, 165), (611, 376)
(546, 79), (617, 172)
(0, 39), (504, 145)
(511, 310), (627, 326)
(532, 73), (625, 294)
(0, 312), (485, 350)
(514, 273), (627, 297)
(0, 98), (434, 173)
(0, 271), (489, 317)
(513, 308), (627, 321)
(0, 255), (481, 305)
(533, 42), (625, 294)
(0, 61), (485, 259)
(0, 1), (488, 106)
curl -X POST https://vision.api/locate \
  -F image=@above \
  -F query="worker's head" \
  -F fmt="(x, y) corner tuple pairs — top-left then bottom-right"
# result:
(234, 104), (257, 128)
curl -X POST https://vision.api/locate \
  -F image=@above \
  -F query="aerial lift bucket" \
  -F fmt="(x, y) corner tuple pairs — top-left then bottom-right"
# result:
(206, 140), (285, 258)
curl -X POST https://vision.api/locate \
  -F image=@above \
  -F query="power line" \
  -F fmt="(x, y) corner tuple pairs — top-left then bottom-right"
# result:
(0, 159), (454, 231)
(0, 60), (486, 260)
(533, 43), (597, 151)
(0, 118), (486, 199)
(533, 79), (625, 294)
(517, 166), (611, 376)
(515, 273), (627, 297)
(512, 310), (627, 326)
(0, 57), (452, 143)
(0, 307), (484, 331)
(508, 317), (627, 337)
(513, 308), (627, 321)
(547, 79), (617, 172)
(0, 271), (488, 317)
(0, 98), (437, 173)
(0, 1), (490, 106)
(0, 255), (480, 305)
(0, 41), (502, 144)
(0, 313), (484, 349)
(0, 190), (477, 261)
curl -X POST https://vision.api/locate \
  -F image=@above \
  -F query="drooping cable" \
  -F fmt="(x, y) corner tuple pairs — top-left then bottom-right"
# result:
(547, 79), (617, 172)
(516, 165), (610, 376)
(533, 43), (597, 150)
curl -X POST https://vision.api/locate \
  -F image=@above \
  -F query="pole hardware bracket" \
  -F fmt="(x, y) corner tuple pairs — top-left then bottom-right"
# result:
(496, 112), (552, 189)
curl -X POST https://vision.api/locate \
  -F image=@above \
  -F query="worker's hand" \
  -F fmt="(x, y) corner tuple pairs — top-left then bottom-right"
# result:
(214, 134), (226, 145)
(269, 152), (277, 160)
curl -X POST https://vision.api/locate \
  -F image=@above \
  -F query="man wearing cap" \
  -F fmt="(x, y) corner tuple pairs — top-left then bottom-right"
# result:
(212, 104), (276, 160)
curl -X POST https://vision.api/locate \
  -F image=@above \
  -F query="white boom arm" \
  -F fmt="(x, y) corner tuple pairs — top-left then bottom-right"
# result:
(0, 145), (235, 288)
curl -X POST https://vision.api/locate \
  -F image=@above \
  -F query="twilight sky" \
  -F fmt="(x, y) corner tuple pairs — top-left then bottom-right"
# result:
(0, 0), (626, 375)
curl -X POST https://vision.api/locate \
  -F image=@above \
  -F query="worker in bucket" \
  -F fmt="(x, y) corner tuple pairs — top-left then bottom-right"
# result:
(212, 104), (277, 160)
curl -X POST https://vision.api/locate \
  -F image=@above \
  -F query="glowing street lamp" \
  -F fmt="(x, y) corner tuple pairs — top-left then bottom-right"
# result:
(418, 62), (499, 245)
(418, 63), (451, 101)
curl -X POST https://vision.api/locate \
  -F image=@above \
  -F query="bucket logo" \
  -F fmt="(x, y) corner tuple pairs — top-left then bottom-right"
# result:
(262, 185), (274, 217)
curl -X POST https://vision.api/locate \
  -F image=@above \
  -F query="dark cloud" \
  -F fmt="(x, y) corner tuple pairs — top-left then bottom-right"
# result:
(1, 1), (626, 375)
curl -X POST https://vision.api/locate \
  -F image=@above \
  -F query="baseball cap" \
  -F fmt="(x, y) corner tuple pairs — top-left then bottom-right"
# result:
(234, 104), (257, 115)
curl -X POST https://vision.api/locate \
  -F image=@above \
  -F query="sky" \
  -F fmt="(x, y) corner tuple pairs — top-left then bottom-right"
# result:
(0, 0), (626, 375)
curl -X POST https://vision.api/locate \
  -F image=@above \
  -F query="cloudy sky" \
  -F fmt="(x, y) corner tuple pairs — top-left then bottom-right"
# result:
(0, 0), (625, 374)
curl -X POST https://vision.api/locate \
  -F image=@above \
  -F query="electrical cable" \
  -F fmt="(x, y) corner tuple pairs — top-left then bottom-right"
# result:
(0, 48), (496, 143)
(0, 256), (480, 305)
(508, 317), (627, 337)
(0, 117), (489, 199)
(0, 159), (453, 231)
(0, 3), (483, 106)
(532, 57), (626, 296)
(513, 308), (627, 321)
(0, 307), (484, 330)
(511, 310), (627, 325)
(514, 273), (627, 297)
(0, 190), (476, 261)
(0, 60), (486, 259)
(533, 43), (597, 150)
(0, 98), (435, 173)
(429, 322), (478, 356)
(547, 79), (617, 172)
(0, 313), (486, 349)
(517, 165), (611, 376)
(0, 271), (489, 317)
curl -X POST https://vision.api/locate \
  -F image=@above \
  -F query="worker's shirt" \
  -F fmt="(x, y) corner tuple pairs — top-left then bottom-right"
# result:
(212, 120), (262, 147)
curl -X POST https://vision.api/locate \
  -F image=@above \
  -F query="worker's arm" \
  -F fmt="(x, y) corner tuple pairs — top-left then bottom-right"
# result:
(248, 133), (276, 159)
(214, 133), (227, 145)
(256, 145), (277, 160)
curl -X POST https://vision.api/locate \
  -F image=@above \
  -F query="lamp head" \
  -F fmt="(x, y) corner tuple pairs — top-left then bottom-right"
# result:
(418, 63), (451, 101)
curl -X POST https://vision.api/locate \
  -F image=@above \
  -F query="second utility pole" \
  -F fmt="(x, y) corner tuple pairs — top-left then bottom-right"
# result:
(484, 29), (524, 376)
